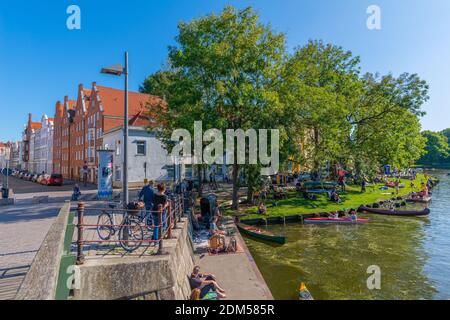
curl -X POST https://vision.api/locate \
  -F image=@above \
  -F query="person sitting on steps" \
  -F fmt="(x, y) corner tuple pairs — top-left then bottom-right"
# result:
(189, 266), (226, 299)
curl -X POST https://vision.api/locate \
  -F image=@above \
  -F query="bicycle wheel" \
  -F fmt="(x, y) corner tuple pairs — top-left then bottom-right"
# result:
(97, 212), (114, 240)
(118, 218), (144, 252)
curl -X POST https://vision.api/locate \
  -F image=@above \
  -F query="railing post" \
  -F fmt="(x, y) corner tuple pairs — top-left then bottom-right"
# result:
(167, 202), (173, 238)
(178, 195), (183, 221)
(157, 206), (165, 255)
(180, 194), (184, 218)
(76, 202), (85, 265)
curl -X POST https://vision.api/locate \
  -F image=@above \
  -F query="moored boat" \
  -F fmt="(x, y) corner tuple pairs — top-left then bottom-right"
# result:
(299, 282), (314, 300)
(304, 217), (369, 225)
(236, 223), (286, 244)
(406, 196), (432, 203)
(358, 206), (430, 217)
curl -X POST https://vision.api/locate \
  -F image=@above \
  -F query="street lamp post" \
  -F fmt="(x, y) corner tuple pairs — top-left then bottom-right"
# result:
(101, 52), (129, 208)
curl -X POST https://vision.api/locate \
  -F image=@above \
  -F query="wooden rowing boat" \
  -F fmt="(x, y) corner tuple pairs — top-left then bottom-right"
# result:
(358, 206), (430, 217)
(406, 196), (432, 203)
(236, 223), (286, 245)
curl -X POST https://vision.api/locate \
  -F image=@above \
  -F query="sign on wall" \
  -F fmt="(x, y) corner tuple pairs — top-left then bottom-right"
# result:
(98, 150), (114, 200)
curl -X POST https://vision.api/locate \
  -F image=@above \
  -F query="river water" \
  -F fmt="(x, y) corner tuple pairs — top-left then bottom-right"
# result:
(244, 170), (450, 300)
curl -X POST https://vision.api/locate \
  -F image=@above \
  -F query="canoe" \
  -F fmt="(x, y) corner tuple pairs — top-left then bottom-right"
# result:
(406, 196), (432, 203)
(358, 206), (430, 217)
(305, 189), (331, 194)
(236, 223), (286, 245)
(303, 181), (337, 189)
(304, 217), (369, 225)
(299, 282), (314, 300)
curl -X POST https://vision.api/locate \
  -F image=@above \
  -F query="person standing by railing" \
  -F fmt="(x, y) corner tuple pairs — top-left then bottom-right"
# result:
(139, 180), (155, 225)
(152, 183), (169, 241)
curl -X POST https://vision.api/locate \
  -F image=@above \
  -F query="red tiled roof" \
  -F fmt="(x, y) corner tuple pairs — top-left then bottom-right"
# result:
(96, 86), (162, 117)
(31, 122), (42, 130)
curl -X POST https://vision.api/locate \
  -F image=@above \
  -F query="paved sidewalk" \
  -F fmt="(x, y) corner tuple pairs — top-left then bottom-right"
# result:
(194, 218), (273, 300)
(0, 202), (64, 299)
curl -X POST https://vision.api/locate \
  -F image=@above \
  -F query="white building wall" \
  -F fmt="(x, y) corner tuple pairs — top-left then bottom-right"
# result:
(33, 115), (54, 174)
(103, 127), (175, 187)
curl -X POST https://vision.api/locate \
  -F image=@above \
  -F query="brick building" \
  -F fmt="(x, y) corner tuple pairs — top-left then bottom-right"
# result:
(52, 83), (161, 183)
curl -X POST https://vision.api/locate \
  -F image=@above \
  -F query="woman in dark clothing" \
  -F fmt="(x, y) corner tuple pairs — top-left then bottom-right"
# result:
(190, 266), (226, 299)
(152, 184), (169, 241)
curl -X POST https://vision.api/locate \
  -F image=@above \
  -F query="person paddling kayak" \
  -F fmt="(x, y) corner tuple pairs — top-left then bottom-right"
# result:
(349, 209), (358, 222)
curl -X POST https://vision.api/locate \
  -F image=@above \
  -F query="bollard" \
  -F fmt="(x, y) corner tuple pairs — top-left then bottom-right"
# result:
(76, 202), (85, 265)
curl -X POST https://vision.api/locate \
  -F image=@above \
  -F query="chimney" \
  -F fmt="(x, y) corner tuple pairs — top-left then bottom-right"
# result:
(28, 113), (32, 123)
(78, 83), (84, 91)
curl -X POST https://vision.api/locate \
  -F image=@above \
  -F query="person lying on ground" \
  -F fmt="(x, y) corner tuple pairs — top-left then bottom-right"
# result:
(190, 266), (226, 299)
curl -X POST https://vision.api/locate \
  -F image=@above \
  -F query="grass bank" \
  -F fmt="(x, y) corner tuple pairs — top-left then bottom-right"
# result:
(239, 174), (433, 219)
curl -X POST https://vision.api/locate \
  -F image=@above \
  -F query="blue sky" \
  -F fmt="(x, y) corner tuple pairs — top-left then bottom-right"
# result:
(1, 0), (449, 141)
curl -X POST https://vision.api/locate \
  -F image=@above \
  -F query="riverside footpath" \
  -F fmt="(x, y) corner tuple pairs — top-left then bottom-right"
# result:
(8, 188), (273, 300)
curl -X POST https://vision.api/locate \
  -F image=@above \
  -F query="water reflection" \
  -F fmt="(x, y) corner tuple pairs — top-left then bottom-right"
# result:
(245, 171), (450, 300)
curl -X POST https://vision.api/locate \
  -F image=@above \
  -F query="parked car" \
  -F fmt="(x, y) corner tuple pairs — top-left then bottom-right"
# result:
(48, 174), (63, 186)
(31, 174), (39, 182)
(36, 175), (45, 184)
(26, 173), (34, 181)
(40, 174), (50, 185)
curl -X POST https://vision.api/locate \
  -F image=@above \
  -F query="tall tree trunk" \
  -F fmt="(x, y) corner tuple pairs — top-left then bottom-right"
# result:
(232, 163), (240, 210)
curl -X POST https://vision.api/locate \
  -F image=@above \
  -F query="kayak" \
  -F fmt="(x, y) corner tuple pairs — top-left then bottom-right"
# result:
(236, 223), (286, 245)
(304, 217), (369, 225)
(406, 196), (432, 203)
(359, 206), (430, 217)
(299, 282), (314, 300)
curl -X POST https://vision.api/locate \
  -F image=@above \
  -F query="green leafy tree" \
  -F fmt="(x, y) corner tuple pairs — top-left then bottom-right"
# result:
(419, 131), (449, 164)
(143, 6), (287, 209)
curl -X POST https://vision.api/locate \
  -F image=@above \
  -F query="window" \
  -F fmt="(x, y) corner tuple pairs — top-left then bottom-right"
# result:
(88, 129), (95, 141)
(116, 141), (121, 156)
(136, 141), (146, 156)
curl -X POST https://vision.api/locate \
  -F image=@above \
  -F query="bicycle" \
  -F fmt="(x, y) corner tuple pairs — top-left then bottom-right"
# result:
(96, 202), (144, 252)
